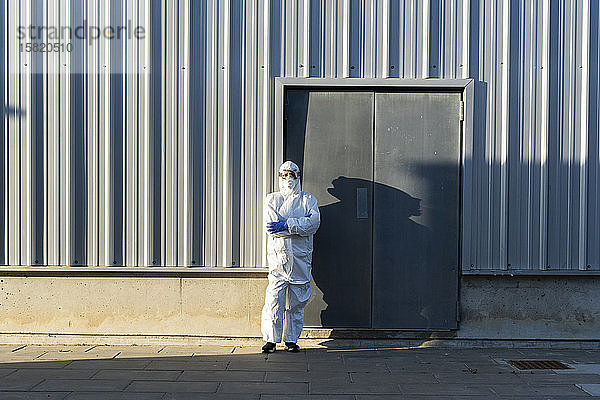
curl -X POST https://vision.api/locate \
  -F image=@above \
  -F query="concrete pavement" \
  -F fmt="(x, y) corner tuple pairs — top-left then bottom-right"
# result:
(0, 341), (598, 399)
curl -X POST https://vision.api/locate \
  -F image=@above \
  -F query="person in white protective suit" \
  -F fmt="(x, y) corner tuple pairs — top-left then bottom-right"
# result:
(261, 161), (320, 353)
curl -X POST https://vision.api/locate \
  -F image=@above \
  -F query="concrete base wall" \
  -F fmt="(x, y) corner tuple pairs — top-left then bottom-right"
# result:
(458, 275), (600, 340)
(0, 271), (598, 343)
(0, 271), (268, 337)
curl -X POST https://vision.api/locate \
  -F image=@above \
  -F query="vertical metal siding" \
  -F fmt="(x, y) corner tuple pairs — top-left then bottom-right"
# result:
(0, 0), (5, 265)
(1, 0), (599, 272)
(589, 0), (600, 270)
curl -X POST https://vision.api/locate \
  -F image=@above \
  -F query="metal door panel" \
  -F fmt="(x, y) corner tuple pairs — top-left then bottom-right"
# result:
(284, 90), (373, 327)
(372, 92), (461, 329)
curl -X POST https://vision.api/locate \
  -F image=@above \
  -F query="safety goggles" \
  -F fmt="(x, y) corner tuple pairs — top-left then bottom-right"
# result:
(279, 170), (298, 179)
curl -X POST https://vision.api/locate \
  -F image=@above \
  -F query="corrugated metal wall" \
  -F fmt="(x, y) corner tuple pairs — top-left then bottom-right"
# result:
(1, 0), (599, 272)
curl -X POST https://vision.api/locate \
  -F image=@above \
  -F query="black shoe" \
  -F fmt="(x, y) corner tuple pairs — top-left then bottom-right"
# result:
(285, 342), (300, 353)
(262, 342), (276, 353)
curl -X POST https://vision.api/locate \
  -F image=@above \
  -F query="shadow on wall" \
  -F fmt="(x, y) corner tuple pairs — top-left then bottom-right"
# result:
(308, 176), (435, 329)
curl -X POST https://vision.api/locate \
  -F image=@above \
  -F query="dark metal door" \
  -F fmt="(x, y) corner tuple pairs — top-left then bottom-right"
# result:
(372, 92), (461, 329)
(284, 90), (373, 327)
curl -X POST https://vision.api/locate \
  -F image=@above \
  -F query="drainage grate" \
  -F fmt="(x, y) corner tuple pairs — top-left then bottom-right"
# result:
(508, 360), (572, 370)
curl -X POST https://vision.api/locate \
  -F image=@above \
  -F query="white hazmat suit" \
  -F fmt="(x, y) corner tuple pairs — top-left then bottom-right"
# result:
(261, 161), (321, 344)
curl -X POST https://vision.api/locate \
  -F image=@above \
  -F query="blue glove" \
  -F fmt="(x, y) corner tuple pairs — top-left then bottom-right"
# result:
(267, 220), (288, 233)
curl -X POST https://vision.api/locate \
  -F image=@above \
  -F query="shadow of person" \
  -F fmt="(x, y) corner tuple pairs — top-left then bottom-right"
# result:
(306, 176), (432, 329)
(371, 177), (433, 329)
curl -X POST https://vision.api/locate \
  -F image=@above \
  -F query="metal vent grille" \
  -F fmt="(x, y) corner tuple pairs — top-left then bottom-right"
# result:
(508, 360), (571, 370)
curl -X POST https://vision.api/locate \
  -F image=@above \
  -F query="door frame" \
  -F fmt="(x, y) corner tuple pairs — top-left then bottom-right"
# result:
(274, 78), (474, 329)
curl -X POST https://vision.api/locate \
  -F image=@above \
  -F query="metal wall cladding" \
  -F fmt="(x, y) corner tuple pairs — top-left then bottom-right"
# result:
(1, 1), (599, 273)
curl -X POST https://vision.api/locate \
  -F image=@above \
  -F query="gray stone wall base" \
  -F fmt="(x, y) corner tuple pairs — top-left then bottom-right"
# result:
(458, 275), (600, 340)
(0, 273), (598, 346)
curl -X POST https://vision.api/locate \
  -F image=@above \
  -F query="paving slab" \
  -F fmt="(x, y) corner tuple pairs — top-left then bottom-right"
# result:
(490, 383), (589, 396)
(265, 371), (350, 383)
(310, 381), (401, 394)
(158, 344), (236, 357)
(304, 350), (344, 361)
(145, 359), (228, 370)
(342, 351), (384, 359)
(455, 363), (517, 373)
(266, 357), (310, 366)
(566, 353), (600, 364)
(37, 347), (119, 361)
(432, 371), (522, 384)
(305, 357), (345, 366)
(0, 393), (70, 400)
(77, 346), (144, 358)
(420, 349), (495, 358)
(91, 369), (183, 380)
(124, 380), (218, 393)
(163, 394), (260, 400)
(262, 396), (354, 400)
(227, 360), (309, 371)
(264, 351), (308, 361)
(0, 355), (48, 363)
(0, 368), (17, 377)
(518, 372), (600, 384)
(559, 363), (600, 374)
(398, 383), (495, 396)
(217, 382), (308, 394)
(358, 396), (493, 400)
(0, 377), (45, 391)
(576, 383), (600, 396)
(179, 370), (265, 381)
(415, 353), (482, 361)
(187, 354), (239, 362)
(9, 368), (98, 380)
(193, 345), (237, 355)
(31, 379), (132, 392)
(496, 397), (592, 400)
(154, 346), (202, 356)
(515, 349), (583, 357)
(108, 346), (165, 358)
(231, 346), (264, 355)
(351, 372), (438, 384)
(65, 359), (152, 370)
(339, 361), (390, 373)
(64, 392), (164, 400)
(0, 360), (72, 368)
(486, 349), (527, 358)
(5, 345), (53, 357)
(386, 362), (449, 373)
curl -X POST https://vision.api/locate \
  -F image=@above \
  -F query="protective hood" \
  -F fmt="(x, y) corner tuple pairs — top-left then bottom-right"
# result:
(278, 161), (301, 197)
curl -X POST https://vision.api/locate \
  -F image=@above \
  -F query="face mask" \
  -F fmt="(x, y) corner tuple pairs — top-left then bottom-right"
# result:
(279, 175), (299, 196)
(283, 177), (296, 187)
